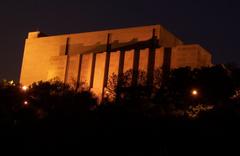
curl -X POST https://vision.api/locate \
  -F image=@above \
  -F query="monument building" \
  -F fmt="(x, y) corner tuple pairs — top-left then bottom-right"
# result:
(20, 24), (212, 99)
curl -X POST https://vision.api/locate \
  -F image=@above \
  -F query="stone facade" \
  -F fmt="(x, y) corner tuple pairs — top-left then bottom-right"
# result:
(20, 25), (212, 99)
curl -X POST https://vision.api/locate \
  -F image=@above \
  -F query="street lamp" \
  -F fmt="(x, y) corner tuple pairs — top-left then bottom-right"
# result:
(22, 85), (28, 91)
(23, 100), (28, 106)
(191, 89), (198, 96)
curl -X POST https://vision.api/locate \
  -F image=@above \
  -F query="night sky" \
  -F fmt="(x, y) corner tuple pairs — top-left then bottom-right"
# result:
(0, 0), (239, 81)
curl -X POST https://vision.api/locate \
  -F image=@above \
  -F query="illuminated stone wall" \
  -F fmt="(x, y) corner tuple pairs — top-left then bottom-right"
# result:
(47, 55), (67, 81)
(20, 25), (212, 100)
(92, 52), (107, 97)
(65, 54), (81, 86)
(20, 35), (67, 85)
(171, 44), (212, 69)
(79, 53), (93, 88)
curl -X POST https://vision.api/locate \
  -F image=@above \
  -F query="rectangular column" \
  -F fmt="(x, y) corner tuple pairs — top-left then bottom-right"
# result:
(138, 48), (149, 85)
(132, 49), (140, 86)
(154, 48), (164, 70)
(147, 48), (156, 86)
(123, 49), (134, 86)
(154, 48), (164, 87)
(65, 54), (81, 87)
(108, 51), (120, 78)
(79, 53), (93, 89)
(92, 52), (107, 99)
(139, 49), (149, 72)
(118, 50), (125, 76)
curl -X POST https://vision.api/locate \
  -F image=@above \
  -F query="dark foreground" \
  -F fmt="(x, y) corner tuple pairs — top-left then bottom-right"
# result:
(1, 65), (240, 155)
(1, 110), (240, 156)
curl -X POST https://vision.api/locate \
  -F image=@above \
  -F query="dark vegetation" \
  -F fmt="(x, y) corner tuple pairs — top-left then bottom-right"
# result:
(0, 64), (240, 155)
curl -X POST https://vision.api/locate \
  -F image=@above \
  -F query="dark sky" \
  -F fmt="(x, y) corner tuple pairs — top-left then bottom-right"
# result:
(0, 0), (239, 81)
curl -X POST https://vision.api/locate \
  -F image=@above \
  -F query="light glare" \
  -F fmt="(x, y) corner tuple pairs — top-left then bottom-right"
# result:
(24, 101), (28, 105)
(191, 89), (198, 96)
(22, 86), (28, 91)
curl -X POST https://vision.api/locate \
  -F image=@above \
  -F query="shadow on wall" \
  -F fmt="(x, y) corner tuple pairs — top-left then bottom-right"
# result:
(59, 37), (159, 55)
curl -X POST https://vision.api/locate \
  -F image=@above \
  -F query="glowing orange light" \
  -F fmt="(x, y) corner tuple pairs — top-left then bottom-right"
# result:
(22, 86), (28, 91)
(191, 89), (198, 96)
(24, 101), (28, 105)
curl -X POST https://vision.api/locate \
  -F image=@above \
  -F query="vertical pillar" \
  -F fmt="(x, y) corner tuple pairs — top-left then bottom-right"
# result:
(64, 38), (70, 83)
(146, 48), (155, 86)
(138, 48), (149, 85)
(79, 53), (94, 89)
(90, 53), (96, 88)
(162, 48), (172, 81)
(65, 54), (81, 86)
(64, 55), (70, 83)
(92, 52), (107, 100)
(75, 54), (83, 91)
(103, 34), (112, 92)
(132, 49), (140, 86)
(146, 28), (158, 86)
(118, 50), (125, 76)
(154, 48), (164, 88)
(154, 48), (164, 70)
